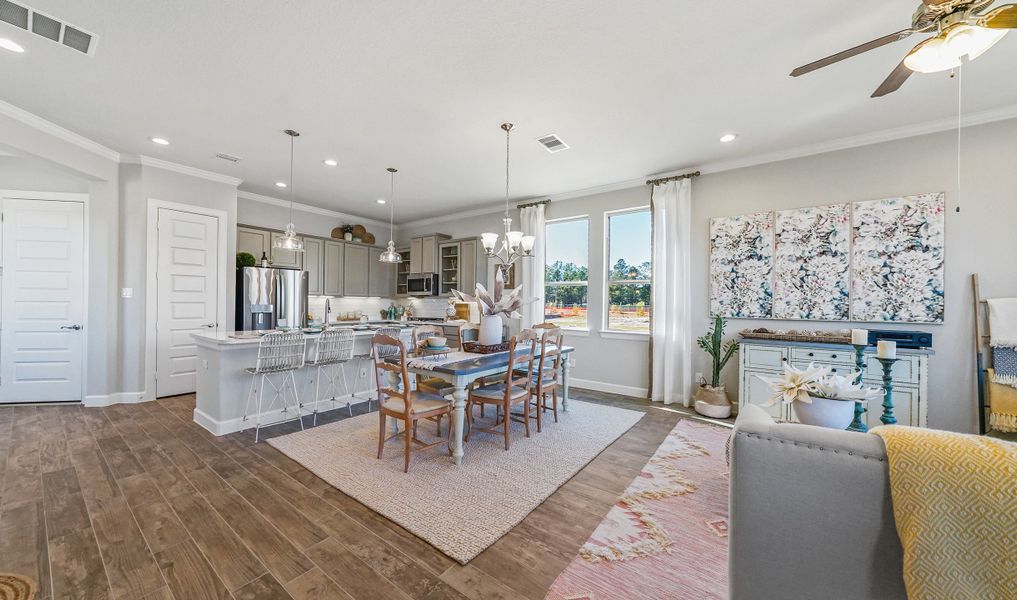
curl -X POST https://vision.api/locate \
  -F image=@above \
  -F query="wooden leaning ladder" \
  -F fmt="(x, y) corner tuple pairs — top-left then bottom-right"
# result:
(972, 273), (991, 435)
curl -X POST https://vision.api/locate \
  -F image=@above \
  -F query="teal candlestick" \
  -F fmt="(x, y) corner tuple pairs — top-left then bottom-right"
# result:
(847, 345), (868, 432)
(876, 357), (900, 426)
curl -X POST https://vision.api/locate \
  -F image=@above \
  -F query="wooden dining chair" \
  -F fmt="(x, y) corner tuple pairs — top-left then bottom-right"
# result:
(372, 333), (453, 472)
(410, 324), (457, 435)
(466, 330), (538, 450)
(530, 326), (565, 427)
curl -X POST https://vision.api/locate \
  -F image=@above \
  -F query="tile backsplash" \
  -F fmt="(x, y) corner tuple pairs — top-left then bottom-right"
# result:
(307, 295), (456, 323)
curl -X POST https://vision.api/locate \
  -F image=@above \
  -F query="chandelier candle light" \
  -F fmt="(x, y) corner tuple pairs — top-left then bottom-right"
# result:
(379, 167), (402, 264)
(481, 123), (536, 271)
(272, 129), (305, 254)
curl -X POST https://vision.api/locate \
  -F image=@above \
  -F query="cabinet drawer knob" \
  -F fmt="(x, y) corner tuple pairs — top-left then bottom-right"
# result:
(831, 354), (838, 359)
(831, 368), (838, 373)
(808, 352), (814, 357)
(781, 357), (787, 362)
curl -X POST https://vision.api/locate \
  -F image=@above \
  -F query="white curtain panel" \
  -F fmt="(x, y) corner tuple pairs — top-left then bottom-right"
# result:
(520, 203), (546, 328)
(651, 179), (693, 405)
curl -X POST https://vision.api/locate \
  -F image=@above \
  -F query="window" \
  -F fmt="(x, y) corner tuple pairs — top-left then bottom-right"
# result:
(606, 209), (651, 332)
(544, 217), (589, 329)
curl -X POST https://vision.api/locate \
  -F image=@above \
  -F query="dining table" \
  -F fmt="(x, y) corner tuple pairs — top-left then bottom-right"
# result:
(392, 344), (575, 466)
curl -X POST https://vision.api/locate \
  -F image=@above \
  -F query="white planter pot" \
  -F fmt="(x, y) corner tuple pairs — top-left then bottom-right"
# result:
(479, 314), (503, 346)
(793, 395), (856, 429)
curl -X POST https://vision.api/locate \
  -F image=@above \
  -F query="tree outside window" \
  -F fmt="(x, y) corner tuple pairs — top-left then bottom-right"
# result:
(607, 209), (651, 331)
(544, 218), (589, 329)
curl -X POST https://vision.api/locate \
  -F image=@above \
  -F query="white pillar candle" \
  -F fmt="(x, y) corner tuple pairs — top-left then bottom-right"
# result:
(876, 340), (897, 359)
(851, 329), (869, 345)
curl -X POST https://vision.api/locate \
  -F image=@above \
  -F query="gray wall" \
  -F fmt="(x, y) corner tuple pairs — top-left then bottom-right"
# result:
(691, 117), (1017, 433)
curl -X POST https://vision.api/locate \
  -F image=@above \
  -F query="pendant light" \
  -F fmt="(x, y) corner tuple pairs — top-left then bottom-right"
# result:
(272, 129), (305, 253)
(378, 167), (402, 263)
(480, 123), (535, 266)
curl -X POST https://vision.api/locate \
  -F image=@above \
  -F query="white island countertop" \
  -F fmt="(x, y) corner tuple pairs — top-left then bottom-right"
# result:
(192, 326), (413, 348)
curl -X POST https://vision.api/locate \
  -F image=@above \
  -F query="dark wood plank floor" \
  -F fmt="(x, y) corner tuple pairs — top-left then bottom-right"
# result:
(0, 389), (726, 600)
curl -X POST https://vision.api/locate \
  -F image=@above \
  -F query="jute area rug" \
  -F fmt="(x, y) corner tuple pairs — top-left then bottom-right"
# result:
(0, 574), (36, 600)
(268, 400), (644, 564)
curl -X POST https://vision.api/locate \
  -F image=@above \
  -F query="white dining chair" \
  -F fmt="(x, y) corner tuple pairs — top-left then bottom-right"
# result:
(241, 331), (307, 442)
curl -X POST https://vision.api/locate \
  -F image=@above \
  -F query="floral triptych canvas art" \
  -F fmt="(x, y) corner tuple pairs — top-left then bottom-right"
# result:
(710, 192), (945, 324)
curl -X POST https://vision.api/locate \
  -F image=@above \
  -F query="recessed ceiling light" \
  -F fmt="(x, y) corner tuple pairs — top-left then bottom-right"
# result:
(275, 181), (287, 188)
(323, 159), (338, 167)
(376, 199), (387, 205)
(720, 133), (739, 143)
(0, 39), (25, 53)
(150, 137), (169, 146)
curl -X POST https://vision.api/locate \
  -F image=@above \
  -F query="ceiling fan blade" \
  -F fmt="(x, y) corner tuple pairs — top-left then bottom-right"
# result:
(790, 29), (913, 77)
(871, 59), (914, 98)
(981, 4), (1017, 28)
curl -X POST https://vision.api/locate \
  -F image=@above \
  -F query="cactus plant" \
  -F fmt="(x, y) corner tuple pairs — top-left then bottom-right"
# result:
(697, 315), (739, 387)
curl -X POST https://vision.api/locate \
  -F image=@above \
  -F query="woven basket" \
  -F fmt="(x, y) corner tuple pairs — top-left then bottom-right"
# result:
(740, 331), (851, 344)
(463, 341), (511, 354)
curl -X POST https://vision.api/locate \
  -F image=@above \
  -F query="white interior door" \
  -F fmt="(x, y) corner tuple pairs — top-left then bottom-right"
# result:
(0, 198), (86, 403)
(156, 208), (219, 397)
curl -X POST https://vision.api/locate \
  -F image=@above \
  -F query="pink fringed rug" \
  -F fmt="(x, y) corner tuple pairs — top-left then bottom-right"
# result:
(545, 419), (731, 600)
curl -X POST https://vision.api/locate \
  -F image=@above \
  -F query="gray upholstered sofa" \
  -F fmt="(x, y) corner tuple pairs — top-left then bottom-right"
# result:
(728, 404), (907, 600)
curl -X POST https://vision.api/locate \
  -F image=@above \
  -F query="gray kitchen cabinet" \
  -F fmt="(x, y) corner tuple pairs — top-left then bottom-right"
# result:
(368, 247), (395, 297)
(460, 239), (480, 294)
(237, 226), (271, 262)
(323, 240), (344, 296)
(343, 244), (370, 297)
(303, 237), (324, 295)
(421, 235), (438, 273)
(409, 238), (422, 273)
(269, 231), (304, 269)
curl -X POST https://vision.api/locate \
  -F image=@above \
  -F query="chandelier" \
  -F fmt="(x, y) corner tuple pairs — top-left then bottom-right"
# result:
(481, 123), (535, 267)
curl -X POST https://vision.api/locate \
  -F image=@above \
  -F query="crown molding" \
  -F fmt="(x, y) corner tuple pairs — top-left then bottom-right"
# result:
(237, 190), (391, 231)
(0, 99), (120, 162)
(695, 104), (1017, 176)
(398, 202), (509, 229)
(120, 154), (243, 186)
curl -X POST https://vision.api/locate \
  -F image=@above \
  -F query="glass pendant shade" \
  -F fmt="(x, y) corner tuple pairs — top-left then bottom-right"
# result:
(273, 222), (305, 252)
(506, 230), (524, 250)
(521, 235), (536, 254)
(379, 240), (402, 263)
(481, 232), (499, 251)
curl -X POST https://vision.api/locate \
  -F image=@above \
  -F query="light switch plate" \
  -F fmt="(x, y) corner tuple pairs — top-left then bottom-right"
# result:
(121, 287), (134, 298)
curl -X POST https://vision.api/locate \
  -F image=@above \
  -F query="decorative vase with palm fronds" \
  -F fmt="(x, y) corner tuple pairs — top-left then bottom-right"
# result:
(694, 315), (739, 418)
(452, 269), (533, 345)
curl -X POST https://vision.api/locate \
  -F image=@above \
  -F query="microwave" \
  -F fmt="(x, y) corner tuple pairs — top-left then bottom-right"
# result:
(407, 273), (439, 296)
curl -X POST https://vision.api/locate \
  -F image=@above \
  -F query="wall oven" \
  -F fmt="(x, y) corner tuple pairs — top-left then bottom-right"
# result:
(407, 273), (439, 296)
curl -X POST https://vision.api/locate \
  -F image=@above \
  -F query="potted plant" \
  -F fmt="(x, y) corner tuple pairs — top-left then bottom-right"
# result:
(451, 269), (532, 345)
(694, 315), (739, 418)
(759, 363), (879, 429)
(340, 224), (354, 241)
(236, 252), (256, 268)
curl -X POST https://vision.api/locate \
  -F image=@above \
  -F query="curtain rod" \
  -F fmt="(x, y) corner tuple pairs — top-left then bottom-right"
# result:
(516, 199), (551, 209)
(645, 171), (700, 186)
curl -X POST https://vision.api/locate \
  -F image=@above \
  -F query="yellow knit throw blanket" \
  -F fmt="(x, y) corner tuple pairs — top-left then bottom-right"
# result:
(987, 368), (1017, 433)
(872, 426), (1017, 600)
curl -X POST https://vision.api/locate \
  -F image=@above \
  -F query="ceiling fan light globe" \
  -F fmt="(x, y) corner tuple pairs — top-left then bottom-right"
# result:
(904, 37), (960, 73)
(964, 27), (1007, 61)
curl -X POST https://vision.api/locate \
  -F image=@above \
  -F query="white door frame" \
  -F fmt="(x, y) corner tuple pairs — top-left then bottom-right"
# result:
(0, 190), (90, 402)
(144, 199), (228, 400)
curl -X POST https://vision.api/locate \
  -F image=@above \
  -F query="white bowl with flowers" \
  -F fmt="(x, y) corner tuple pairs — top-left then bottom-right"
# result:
(757, 363), (880, 429)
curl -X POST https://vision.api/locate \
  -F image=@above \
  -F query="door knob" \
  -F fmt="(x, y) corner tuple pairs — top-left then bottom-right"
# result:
(60, 324), (82, 331)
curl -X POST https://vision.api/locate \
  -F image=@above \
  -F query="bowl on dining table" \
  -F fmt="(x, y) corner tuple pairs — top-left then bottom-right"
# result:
(426, 336), (447, 348)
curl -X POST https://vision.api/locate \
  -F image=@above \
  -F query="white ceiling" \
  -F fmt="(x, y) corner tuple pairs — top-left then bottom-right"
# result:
(2, 0), (1016, 222)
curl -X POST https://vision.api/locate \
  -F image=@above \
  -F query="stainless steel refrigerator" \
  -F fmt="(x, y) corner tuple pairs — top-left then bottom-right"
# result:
(236, 267), (308, 331)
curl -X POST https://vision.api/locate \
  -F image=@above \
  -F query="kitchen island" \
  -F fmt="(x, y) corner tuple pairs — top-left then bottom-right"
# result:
(192, 327), (413, 436)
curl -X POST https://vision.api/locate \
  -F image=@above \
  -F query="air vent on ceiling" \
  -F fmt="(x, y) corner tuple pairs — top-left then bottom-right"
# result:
(536, 133), (569, 153)
(215, 152), (242, 163)
(0, 0), (97, 55)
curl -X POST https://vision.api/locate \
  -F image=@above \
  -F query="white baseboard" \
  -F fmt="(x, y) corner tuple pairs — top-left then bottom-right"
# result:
(193, 394), (374, 436)
(83, 391), (147, 407)
(569, 378), (648, 399)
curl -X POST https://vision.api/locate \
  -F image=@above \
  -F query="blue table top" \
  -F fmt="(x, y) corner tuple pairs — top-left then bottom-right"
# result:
(401, 345), (575, 376)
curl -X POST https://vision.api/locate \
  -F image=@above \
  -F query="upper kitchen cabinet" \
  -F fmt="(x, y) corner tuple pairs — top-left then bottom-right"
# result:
(238, 226), (271, 262)
(343, 243), (370, 297)
(303, 237), (324, 295)
(270, 231), (304, 269)
(323, 240), (344, 296)
(408, 233), (451, 274)
(438, 237), (485, 295)
(369, 247), (395, 297)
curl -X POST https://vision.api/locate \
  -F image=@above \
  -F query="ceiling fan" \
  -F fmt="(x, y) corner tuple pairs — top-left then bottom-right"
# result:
(791, 0), (1017, 97)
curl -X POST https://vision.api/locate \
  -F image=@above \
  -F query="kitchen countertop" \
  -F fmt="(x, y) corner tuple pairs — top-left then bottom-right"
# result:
(192, 326), (413, 347)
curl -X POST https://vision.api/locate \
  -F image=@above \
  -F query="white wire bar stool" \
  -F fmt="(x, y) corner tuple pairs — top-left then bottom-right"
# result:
(307, 328), (357, 425)
(241, 331), (307, 442)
